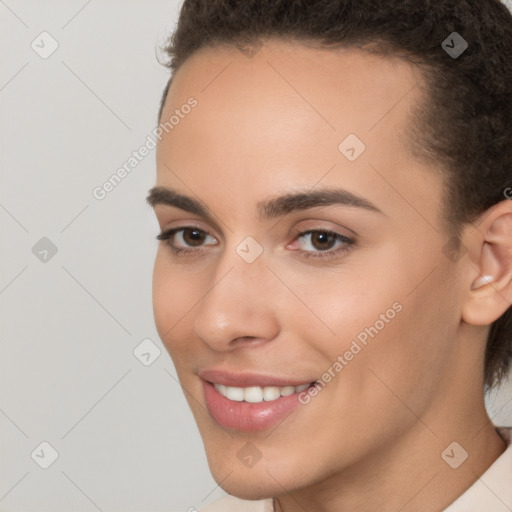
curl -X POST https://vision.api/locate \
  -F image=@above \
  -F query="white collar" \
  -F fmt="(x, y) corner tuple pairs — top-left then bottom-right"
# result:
(441, 426), (512, 511)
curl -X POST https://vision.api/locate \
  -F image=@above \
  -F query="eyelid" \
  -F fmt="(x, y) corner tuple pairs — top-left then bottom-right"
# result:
(289, 219), (356, 239)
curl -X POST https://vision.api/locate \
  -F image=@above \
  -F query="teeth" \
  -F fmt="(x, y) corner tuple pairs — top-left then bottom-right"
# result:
(280, 385), (295, 396)
(214, 382), (312, 403)
(244, 386), (263, 403)
(262, 386), (280, 401)
(226, 386), (244, 401)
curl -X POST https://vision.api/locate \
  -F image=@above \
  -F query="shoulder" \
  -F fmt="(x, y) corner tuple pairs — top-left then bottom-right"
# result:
(443, 426), (512, 511)
(199, 495), (273, 512)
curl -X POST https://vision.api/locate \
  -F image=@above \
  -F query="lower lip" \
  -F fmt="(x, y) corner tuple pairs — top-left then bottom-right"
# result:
(202, 380), (306, 432)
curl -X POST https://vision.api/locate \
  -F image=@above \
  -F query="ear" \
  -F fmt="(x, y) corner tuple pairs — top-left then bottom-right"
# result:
(461, 200), (512, 326)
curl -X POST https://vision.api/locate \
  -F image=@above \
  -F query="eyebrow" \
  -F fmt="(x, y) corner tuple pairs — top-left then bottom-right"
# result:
(146, 185), (384, 222)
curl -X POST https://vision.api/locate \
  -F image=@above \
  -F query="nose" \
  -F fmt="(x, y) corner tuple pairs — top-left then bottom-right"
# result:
(193, 252), (280, 351)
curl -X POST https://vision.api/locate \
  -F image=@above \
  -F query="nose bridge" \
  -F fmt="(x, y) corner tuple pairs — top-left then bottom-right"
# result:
(192, 244), (279, 348)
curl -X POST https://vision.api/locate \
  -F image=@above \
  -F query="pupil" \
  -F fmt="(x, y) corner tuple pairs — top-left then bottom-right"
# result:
(313, 232), (333, 250)
(185, 229), (204, 246)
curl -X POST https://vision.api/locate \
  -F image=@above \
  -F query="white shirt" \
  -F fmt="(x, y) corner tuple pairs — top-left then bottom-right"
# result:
(200, 426), (512, 512)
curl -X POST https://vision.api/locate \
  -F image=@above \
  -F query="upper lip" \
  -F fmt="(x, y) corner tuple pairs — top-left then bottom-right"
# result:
(198, 369), (315, 388)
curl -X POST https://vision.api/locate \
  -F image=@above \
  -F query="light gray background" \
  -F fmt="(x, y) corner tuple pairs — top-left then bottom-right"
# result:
(1, 1), (511, 511)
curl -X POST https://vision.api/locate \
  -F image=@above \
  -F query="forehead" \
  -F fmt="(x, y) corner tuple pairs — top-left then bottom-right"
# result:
(165, 40), (423, 123)
(158, 40), (423, 162)
(155, 40), (441, 230)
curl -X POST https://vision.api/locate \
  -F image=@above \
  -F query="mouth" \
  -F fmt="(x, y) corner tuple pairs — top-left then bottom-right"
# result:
(211, 382), (313, 403)
(199, 370), (319, 432)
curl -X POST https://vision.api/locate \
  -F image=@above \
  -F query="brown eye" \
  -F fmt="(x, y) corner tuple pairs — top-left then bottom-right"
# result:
(309, 231), (338, 251)
(156, 226), (217, 255)
(182, 228), (208, 246)
(292, 229), (355, 260)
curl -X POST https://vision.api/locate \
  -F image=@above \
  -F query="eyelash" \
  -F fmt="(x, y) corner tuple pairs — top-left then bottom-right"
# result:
(156, 226), (355, 260)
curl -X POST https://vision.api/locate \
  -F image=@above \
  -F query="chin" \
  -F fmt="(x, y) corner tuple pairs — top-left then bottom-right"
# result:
(211, 473), (278, 501)
(202, 448), (270, 498)
(205, 447), (306, 501)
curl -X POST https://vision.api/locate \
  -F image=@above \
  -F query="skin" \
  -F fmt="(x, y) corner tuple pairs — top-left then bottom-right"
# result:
(149, 40), (512, 512)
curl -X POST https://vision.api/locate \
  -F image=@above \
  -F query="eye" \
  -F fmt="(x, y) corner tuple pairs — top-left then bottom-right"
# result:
(290, 229), (354, 259)
(155, 226), (355, 259)
(156, 226), (216, 255)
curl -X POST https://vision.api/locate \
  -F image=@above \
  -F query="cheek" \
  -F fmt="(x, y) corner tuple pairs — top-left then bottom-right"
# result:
(285, 273), (457, 465)
(152, 253), (172, 335)
(338, 271), (459, 420)
(269, 251), (405, 358)
(152, 251), (194, 352)
(298, 253), (457, 403)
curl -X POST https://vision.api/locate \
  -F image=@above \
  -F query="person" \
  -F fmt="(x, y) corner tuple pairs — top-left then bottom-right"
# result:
(146, 1), (512, 510)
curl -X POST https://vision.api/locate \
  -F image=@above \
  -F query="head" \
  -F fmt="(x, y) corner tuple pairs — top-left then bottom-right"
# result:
(147, 0), (512, 500)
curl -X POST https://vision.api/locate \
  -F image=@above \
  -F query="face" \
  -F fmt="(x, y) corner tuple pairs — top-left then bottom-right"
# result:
(149, 40), (466, 499)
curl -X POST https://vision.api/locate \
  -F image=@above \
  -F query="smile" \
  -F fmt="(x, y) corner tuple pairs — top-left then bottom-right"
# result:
(201, 378), (319, 431)
(213, 382), (312, 403)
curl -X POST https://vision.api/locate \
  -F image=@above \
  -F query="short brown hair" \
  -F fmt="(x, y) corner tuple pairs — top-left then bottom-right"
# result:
(157, 0), (512, 391)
